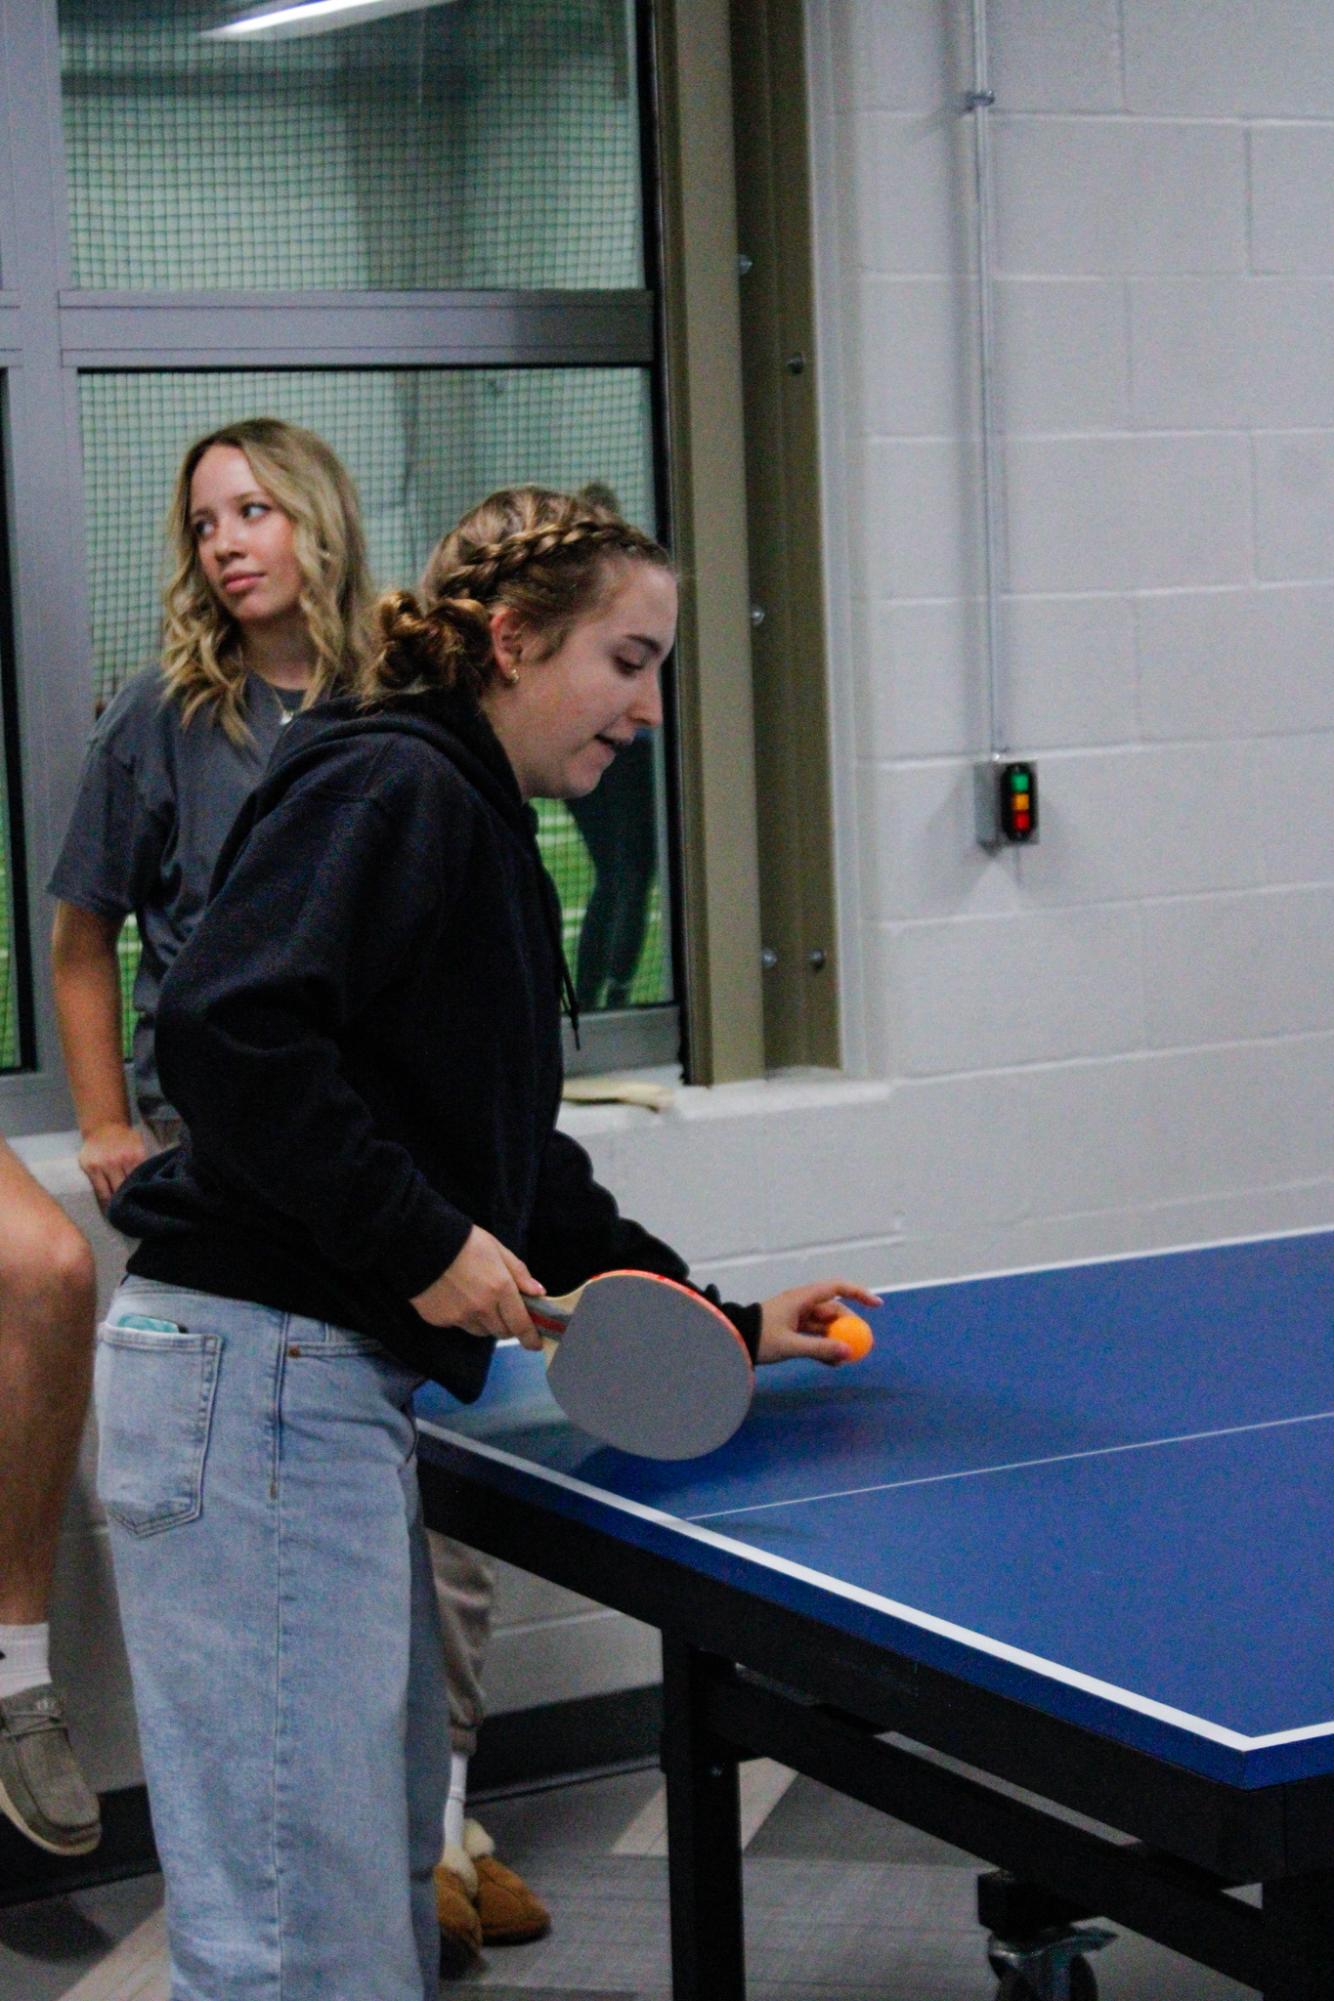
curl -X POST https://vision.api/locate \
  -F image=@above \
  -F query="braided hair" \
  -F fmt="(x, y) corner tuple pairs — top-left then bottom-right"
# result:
(362, 486), (671, 706)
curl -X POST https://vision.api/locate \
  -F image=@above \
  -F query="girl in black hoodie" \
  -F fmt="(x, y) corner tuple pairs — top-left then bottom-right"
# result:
(105, 486), (873, 2001)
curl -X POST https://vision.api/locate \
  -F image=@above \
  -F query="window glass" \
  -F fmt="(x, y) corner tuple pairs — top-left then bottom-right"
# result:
(60, 0), (644, 293)
(77, 364), (672, 1040)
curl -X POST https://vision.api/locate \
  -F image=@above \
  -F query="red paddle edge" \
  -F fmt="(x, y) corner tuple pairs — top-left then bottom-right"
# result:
(527, 1304), (571, 1335)
(529, 1269), (754, 1377)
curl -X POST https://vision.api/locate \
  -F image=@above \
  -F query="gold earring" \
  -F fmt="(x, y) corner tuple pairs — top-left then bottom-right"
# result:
(503, 666), (520, 686)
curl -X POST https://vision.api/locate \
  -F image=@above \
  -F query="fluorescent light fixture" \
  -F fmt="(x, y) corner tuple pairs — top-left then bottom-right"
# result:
(208, 0), (455, 41)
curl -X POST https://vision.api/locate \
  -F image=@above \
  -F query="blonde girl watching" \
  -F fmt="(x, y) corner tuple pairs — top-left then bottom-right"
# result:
(50, 417), (372, 1205)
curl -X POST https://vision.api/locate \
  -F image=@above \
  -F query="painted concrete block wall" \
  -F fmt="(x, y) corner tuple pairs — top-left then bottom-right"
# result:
(801, 0), (1334, 1285)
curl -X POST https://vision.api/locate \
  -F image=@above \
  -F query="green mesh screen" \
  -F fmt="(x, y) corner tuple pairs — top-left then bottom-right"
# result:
(60, 0), (643, 293)
(77, 365), (672, 1046)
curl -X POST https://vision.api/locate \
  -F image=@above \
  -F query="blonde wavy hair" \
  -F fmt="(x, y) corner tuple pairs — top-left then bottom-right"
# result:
(161, 418), (375, 745)
(361, 485), (672, 707)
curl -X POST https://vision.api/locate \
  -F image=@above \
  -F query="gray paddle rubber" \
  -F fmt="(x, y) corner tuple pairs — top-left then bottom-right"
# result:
(545, 1272), (754, 1460)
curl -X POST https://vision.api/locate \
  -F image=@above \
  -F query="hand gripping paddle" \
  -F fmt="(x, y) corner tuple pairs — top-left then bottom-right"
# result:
(526, 1270), (754, 1460)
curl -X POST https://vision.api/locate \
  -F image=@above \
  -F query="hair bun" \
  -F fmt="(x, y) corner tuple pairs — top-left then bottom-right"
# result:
(376, 587), (425, 639)
(361, 587), (496, 704)
(374, 589), (438, 690)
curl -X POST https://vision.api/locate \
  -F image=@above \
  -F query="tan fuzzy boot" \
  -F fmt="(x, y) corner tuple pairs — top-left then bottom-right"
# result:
(434, 1840), (482, 1976)
(464, 1818), (552, 1945)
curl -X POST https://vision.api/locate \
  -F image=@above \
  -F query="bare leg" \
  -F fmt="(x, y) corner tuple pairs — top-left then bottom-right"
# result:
(0, 1142), (100, 1853)
(0, 1141), (96, 1624)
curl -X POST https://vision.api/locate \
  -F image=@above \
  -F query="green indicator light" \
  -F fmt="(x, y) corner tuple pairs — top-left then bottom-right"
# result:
(1010, 769), (1029, 791)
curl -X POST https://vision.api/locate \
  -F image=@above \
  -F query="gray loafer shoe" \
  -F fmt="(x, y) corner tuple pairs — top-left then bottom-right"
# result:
(0, 1684), (102, 1856)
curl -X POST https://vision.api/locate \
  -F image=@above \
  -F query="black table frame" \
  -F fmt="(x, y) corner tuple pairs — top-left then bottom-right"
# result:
(418, 1442), (1334, 2000)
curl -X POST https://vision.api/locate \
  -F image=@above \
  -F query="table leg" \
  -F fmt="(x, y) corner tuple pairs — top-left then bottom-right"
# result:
(661, 1637), (746, 2001)
(1263, 1872), (1334, 2001)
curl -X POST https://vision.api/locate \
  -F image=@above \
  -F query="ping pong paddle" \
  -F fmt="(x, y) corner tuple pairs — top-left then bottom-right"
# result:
(526, 1270), (754, 1460)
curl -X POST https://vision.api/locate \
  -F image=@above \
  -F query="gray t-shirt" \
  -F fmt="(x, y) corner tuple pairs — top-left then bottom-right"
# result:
(49, 668), (304, 1123)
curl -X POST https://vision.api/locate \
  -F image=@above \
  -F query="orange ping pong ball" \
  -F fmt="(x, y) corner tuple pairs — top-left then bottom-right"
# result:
(826, 1311), (874, 1362)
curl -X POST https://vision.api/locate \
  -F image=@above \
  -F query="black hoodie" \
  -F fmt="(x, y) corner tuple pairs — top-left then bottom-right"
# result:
(111, 692), (758, 1401)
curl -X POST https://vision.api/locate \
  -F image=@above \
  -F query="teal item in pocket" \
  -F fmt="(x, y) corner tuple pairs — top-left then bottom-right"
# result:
(115, 1313), (185, 1333)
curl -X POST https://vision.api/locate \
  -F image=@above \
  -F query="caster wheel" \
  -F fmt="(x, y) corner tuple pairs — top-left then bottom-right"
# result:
(996, 1956), (1098, 2001)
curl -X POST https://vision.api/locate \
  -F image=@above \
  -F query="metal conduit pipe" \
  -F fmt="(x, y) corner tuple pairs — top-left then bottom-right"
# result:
(964, 0), (1037, 848)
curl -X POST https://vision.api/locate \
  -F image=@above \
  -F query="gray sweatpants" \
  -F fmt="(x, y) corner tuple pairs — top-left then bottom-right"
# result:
(428, 1531), (494, 1756)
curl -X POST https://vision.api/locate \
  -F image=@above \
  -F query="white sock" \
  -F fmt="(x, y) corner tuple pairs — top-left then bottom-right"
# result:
(0, 1623), (50, 1701)
(442, 1751), (468, 1854)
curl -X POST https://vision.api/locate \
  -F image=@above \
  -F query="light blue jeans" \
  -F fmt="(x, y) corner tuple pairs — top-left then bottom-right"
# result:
(96, 1279), (449, 2001)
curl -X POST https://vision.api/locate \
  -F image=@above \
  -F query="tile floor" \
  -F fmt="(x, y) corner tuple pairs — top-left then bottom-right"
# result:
(0, 1760), (1254, 2000)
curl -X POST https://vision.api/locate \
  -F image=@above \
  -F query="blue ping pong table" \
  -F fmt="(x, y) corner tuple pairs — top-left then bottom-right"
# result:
(416, 1228), (1334, 2000)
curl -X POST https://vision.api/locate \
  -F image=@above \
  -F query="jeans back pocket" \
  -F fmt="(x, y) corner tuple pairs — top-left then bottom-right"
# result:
(95, 1322), (221, 1537)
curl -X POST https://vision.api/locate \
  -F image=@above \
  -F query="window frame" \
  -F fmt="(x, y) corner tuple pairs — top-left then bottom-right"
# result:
(0, 0), (839, 1133)
(729, 0), (840, 1070)
(0, 0), (685, 1131)
(650, 0), (765, 1082)
(651, 0), (839, 1081)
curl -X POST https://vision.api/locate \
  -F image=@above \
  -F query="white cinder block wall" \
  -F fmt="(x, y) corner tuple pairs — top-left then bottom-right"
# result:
(35, 0), (1334, 1793)
(798, 0), (1334, 1281)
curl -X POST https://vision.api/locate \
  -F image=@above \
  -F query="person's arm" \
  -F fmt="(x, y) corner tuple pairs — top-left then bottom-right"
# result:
(526, 1127), (876, 1365)
(47, 673), (172, 1202)
(51, 901), (149, 1207)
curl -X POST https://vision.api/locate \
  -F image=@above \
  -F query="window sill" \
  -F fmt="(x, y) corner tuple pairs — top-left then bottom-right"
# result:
(557, 1067), (891, 1138)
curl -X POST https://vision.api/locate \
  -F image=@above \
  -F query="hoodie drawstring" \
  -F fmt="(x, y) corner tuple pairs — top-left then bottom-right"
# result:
(561, 956), (582, 1050)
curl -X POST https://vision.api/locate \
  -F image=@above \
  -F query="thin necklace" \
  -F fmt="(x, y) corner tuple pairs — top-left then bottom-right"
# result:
(254, 673), (304, 726)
